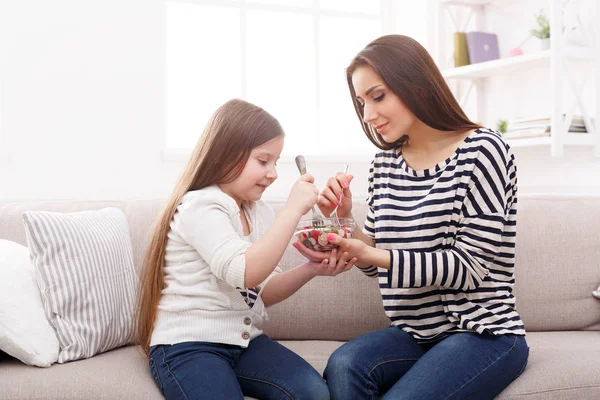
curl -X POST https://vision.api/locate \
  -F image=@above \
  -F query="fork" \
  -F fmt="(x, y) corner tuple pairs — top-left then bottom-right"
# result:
(330, 164), (350, 229)
(294, 155), (324, 227)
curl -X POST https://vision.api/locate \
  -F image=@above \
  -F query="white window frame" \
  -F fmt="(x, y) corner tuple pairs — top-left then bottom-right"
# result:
(162, 0), (434, 164)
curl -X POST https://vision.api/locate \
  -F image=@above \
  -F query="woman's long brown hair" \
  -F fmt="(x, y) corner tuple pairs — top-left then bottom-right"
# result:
(135, 99), (284, 355)
(346, 34), (481, 150)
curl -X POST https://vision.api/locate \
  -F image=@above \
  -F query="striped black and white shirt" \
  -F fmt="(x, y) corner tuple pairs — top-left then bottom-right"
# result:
(361, 128), (525, 342)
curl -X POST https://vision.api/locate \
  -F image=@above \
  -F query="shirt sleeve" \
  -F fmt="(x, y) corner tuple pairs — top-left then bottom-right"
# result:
(175, 194), (249, 289)
(387, 138), (517, 291)
(360, 159), (379, 278)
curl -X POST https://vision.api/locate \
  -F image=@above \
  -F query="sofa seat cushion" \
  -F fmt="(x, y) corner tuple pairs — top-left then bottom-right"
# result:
(0, 346), (162, 400)
(1, 332), (599, 400)
(496, 331), (600, 399)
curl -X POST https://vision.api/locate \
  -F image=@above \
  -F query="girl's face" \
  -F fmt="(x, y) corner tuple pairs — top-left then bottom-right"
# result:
(352, 65), (416, 143)
(220, 135), (284, 206)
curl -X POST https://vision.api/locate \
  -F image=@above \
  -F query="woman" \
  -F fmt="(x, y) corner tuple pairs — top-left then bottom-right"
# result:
(298, 35), (529, 400)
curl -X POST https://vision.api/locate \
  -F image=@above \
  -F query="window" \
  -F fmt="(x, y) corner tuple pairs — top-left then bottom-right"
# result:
(166, 0), (429, 158)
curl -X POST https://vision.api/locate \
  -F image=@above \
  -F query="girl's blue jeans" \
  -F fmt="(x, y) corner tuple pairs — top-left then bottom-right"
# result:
(148, 334), (329, 400)
(324, 326), (529, 400)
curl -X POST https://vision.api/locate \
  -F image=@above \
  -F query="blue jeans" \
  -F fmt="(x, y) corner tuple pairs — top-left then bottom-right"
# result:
(149, 334), (329, 400)
(324, 326), (529, 400)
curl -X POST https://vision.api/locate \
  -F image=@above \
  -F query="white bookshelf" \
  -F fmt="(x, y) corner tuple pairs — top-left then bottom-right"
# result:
(436, 0), (600, 157)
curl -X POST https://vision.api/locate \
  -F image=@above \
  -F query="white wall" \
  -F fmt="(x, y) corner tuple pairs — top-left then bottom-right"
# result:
(0, 0), (599, 204)
(0, 0), (181, 202)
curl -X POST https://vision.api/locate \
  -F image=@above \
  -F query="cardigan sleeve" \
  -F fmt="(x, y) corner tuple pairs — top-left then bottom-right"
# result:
(175, 191), (249, 289)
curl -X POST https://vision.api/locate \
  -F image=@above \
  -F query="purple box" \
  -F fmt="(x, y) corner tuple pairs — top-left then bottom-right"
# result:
(465, 32), (500, 64)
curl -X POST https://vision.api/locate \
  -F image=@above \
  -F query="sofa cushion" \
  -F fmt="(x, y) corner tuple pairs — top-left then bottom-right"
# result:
(2, 195), (600, 341)
(0, 201), (126, 246)
(496, 331), (600, 399)
(513, 196), (600, 332)
(1, 332), (598, 400)
(0, 240), (59, 367)
(0, 346), (163, 400)
(269, 196), (600, 335)
(122, 199), (165, 276)
(22, 208), (138, 363)
(263, 266), (390, 341)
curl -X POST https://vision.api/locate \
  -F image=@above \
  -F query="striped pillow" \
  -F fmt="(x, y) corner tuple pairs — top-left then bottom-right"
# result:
(22, 208), (138, 363)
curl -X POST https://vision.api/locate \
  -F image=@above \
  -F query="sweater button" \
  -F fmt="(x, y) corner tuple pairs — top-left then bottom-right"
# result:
(243, 317), (252, 325)
(242, 331), (250, 340)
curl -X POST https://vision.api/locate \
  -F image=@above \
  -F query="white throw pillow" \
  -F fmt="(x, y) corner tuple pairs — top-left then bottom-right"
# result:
(0, 239), (59, 367)
(22, 208), (138, 363)
(593, 284), (600, 299)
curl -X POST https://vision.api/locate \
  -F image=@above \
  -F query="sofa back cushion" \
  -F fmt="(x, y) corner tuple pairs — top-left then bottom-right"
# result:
(2, 195), (599, 339)
(0, 199), (165, 278)
(263, 196), (600, 337)
(512, 196), (600, 332)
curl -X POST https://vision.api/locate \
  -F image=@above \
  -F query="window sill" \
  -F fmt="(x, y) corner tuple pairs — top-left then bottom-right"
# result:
(161, 149), (376, 164)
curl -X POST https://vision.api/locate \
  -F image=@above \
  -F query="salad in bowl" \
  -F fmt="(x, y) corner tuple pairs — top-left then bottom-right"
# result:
(295, 217), (355, 251)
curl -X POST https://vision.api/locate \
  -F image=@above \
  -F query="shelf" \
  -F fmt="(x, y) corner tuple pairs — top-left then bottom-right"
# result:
(505, 136), (552, 148)
(442, 0), (492, 6)
(504, 133), (593, 148)
(442, 50), (550, 79)
(441, 46), (595, 80)
(564, 133), (595, 146)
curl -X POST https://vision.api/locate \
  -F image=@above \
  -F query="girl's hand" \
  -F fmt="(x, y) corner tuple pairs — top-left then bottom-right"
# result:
(325, 233), (368, 261)
(292, 240), (330, 263)
(317, 172), (354, 218)
(286, 174), (319, 216)
(293, 242), (357, 277)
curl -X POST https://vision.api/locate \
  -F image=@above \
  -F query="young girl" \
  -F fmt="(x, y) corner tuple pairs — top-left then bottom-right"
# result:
(136, 99), (356, 400)
(297, 35), (529, 399)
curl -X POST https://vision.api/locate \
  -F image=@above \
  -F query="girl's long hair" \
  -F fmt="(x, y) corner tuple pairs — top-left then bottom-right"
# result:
(135, 99), (284, 354)
(346, 34), (481, 150)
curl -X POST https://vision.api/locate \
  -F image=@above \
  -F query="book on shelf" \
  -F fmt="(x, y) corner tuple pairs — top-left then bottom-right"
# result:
(465, 32), (499, 64)
(453, 32), (470, 67)
(504, 115), (590, 138)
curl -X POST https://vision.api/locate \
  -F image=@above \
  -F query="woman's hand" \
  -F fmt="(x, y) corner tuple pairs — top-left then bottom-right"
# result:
(292, 242), (357, 277)
(325, 233), (369, 262)
(317, 172), (354, 218)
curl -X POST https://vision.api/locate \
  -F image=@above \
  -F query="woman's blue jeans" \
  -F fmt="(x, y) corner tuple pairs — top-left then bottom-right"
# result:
(324, 326), (529, 400)
(149, 334), (329, 400)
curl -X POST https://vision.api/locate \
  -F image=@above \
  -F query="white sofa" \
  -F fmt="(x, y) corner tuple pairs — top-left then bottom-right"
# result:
(1, 195), (599, 399)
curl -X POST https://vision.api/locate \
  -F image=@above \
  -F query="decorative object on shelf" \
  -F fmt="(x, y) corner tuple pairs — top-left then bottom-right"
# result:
(496, 119), (508, 134)
(507, 34), (532, 58)
(465, 32), (500, 64)
(507, 47), (524, 57)
(530, 9), (550, 50)
(453, 32), (470, 67)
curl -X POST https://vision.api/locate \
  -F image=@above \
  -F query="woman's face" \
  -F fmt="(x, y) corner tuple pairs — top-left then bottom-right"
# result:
(352, 65), (416, 143)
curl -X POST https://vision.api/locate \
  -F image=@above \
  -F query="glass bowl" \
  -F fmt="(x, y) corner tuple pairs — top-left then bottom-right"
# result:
(295, 217), (355, 252)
